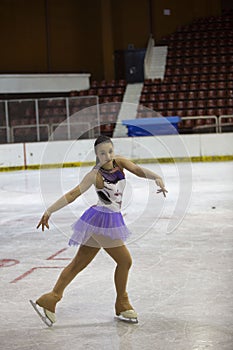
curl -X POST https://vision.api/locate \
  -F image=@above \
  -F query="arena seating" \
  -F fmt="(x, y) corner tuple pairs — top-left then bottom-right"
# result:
(75, 79), (126, 136)
(1, 11), (233, 142)
(138, 9), (233, 134)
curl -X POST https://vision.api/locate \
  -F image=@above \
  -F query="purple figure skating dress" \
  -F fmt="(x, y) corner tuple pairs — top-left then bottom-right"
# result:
(69, 161), (132, 246)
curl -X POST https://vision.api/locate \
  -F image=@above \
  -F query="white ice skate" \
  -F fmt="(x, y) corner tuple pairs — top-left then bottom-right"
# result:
(117, 309), (138, 324)
(29, 300), (56, 327)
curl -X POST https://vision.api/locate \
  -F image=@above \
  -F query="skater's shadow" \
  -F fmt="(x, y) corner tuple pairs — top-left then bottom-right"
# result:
(113, 318), (139, 350)
(41, 318), (139, 349)
(53, 320), (114, 330)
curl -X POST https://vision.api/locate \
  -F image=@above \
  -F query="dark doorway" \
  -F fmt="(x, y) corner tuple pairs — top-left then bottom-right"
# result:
(114, 48), (146, 83)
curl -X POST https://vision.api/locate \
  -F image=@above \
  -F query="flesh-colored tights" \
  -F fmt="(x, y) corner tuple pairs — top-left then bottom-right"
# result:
(36, 237), (133, 315)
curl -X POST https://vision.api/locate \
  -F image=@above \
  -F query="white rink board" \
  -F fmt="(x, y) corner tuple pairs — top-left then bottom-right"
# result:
(25, 139), (96, 166)
(0, 133), (233, 169)
(0, 143), (24, 167)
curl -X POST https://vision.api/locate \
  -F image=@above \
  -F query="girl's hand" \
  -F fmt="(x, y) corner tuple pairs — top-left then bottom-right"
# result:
(36, 212), (51, 231)
(155, 178), (168, 197)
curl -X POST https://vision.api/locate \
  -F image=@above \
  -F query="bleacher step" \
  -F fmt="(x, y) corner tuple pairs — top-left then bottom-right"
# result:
(113, 83), (143, 137)
(148, 46), (168, 79)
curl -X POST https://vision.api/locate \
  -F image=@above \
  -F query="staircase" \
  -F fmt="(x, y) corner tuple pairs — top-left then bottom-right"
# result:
(146, 46), (168, 80)
(113, 83), (143, 137)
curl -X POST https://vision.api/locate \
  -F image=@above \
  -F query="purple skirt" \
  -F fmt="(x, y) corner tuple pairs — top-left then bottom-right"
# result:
(69, 205), (132, 246)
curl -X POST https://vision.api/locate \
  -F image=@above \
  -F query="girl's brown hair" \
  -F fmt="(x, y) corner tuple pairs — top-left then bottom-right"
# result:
(94, 135), (113, 165)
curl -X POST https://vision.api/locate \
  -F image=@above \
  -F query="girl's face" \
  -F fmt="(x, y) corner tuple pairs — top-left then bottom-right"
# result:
(95, 142), (114, 168)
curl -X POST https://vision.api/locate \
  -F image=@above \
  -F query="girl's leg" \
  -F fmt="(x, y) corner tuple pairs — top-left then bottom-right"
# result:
(36, 242), (100, 313)
(104, 244), (134, 315)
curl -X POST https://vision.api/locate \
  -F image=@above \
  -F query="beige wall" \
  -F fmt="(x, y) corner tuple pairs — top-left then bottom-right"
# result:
(47, 0), (103, 77)
(111, 0), (150, 50)
(0, 0), (47, 72)
(0, 0), (222, 80)
(151, 0), (221, 41)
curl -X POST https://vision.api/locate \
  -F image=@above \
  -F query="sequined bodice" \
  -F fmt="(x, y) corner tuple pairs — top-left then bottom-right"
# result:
(95, 162), (126, 212)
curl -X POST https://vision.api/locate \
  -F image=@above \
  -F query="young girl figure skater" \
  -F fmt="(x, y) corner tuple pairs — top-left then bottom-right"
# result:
(31, 135), (167, 326)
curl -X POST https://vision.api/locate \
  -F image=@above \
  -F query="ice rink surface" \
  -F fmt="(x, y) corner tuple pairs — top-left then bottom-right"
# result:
(0, 161), (232, 350)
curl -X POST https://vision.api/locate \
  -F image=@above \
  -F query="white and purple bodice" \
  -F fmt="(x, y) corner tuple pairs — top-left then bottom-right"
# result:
(95, 162), (126, 212)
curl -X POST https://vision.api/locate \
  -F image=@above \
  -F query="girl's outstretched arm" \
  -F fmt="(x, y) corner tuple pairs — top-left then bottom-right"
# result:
(37, 170), (96, 231)
(116, 156), (168, 197)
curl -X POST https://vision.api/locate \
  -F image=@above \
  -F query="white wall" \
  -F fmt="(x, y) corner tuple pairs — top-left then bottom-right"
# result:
(0, 133), (232, 169)
(0, 143), (25, 168)
(25, 139), (96, 166)
(0, 74), (90, 93)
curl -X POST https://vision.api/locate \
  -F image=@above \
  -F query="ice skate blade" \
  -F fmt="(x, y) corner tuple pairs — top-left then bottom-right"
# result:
(116, 315), (138, 324)
(29, 300), (53, 327)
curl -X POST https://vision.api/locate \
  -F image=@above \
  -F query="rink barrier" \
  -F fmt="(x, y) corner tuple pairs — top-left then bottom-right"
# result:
(0, 155), (233, 172)
(0, 133), (232, 171)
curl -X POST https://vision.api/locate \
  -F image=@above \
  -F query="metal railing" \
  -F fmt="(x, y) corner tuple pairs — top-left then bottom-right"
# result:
(218, 115), (233, 133)
(0, 97), (232, 143)
(181, 115), (219, 133)
(50, 122), (94, 141)
(0, 96), (100, 143)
